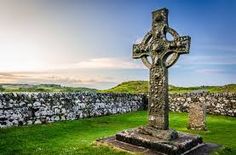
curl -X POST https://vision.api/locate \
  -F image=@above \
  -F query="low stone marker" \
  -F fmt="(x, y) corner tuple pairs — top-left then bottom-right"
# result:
(188, 101), (207, 130)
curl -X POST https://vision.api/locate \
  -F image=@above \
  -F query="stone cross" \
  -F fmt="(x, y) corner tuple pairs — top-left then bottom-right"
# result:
(133, 8), (191, 130)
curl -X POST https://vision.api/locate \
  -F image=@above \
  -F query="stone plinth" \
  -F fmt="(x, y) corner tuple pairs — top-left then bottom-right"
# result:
(188, 102), (207, 130)
(97, 137), (219, 155)
(116, 127), (202, 155)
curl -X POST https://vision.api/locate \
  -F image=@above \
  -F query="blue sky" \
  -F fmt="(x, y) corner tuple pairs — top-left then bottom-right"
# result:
(0, 0), (235, 89)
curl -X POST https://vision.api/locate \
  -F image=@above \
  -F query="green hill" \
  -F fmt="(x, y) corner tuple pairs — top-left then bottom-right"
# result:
(99, 81), (149, 94)
(1, 82), (235, 94)
(99, 81), (236, 94)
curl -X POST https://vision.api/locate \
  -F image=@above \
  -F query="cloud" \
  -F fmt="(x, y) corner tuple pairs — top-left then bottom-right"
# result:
(180, 55), (236, 65)
(0, 71), (116, 88)
(0, 72), (31, 83)
(44, 75), (113, 85)
(69, 57), (145, 69)
(0, 57), (145, 73)
(194, 69), (225, 75)
(0, 57), (147, 89)
(197, 44), (236, 52)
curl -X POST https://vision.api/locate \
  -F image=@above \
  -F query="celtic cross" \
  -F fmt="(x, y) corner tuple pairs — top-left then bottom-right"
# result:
(133, 8), (191, 130)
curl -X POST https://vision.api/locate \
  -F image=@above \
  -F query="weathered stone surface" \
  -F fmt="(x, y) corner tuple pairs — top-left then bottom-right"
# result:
(34, 119), (41, 124)
(97, 137), (219, 155)
(0, 92), (235, 128)
(33, 101), (41, 107)
(0, 92), (145, 128)
(188, 102), (207, 130)
(169, 93), (236, 117)
(138, 126), (178, 141)
(113, 8), (197, 155)
(116, 129), (202, 155)
(132, 8), (190, 129)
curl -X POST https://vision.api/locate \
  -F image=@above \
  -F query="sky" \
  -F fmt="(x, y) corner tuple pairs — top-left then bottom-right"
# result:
(0, 0), (235, 89)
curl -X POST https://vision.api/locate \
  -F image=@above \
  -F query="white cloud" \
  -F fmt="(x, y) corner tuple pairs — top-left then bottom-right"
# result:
(68, 57), (145, 69)
(194, 69), (224, 75)
(0, 57), (145, 73)
(0, 57), (147, 89)
(179, 55), (236, 65)
(0, 72), (115, 87)
(197, 44), (236, 52)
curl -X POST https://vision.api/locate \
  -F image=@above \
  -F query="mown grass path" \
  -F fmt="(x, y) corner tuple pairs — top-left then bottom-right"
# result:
(0, 111), (235, 155)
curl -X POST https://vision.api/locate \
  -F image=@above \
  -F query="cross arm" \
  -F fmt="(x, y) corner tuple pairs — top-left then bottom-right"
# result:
(168, 36), (191, 54)
(132, 32), (152, 59)
(163, 35), (191, 68)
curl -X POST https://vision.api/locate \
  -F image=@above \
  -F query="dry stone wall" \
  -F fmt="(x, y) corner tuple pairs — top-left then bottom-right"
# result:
(169, 93), (236, 117)
(0, 92), (235, 128)
(0, 93), (145, 128)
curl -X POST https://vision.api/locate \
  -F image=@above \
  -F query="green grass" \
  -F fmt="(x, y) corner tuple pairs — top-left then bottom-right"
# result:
(99, 81), (149, 94)
(99, 81), (236, 94)
(0, 111), (235, 155)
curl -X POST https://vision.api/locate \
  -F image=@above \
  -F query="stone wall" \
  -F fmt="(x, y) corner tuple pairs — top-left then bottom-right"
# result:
(0, 92), (235, 128)
(169, 93), (236, 117)
(0, 93), (145, 128)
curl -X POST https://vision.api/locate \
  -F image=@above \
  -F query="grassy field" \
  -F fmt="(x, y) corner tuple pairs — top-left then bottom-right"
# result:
(0, 84), (97, 93)
(99, 81), (149, 94)
(99, 81), (236, 94)
(1, 81), (236, 94)
(0, 111), (235, 155)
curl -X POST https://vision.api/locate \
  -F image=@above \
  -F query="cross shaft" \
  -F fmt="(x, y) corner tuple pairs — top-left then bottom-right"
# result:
(133, 8), (191, 130)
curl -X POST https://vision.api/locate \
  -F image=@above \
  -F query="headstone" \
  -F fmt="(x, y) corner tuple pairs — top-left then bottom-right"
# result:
(115, 8), (203, 154)
(188, 102), (207, 130)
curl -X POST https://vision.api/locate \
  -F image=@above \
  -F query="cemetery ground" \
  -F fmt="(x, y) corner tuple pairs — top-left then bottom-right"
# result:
(0, 111), (235, 155)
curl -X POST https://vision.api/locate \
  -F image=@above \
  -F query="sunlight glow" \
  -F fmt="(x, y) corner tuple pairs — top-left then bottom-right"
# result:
(0, 38), (46, 72)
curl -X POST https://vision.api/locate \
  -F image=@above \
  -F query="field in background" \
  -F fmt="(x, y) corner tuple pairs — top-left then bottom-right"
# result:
(0, 84), (97, 93)
(99, 81), (236, 94)
(0, 81), (236, 93)
(0, 111), (235, 155)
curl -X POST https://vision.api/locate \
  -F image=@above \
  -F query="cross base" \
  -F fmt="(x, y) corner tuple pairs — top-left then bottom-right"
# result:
(115, 127), (203, 155)
(132, 126), (178, 141)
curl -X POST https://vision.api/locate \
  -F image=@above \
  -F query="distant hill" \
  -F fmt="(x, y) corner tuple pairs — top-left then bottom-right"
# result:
(1, 82), (235, 94)
(99, 81), (149, 94)
(99, 81), (236, 94)
(0, 84), (97, 93)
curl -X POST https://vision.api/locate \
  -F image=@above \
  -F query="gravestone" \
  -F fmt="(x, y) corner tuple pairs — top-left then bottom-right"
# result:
(115, 8), (203, 154)
(188, 102), (207, 130)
